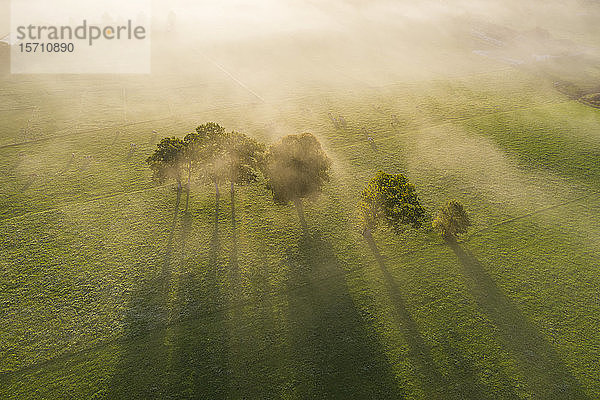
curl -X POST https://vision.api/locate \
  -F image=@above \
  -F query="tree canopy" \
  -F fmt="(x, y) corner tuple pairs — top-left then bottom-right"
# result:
(146, 137), (186, 185)
(183, 122), (228, 186)
(223, 130), (266, 187)
(147, 123), (268, 214)
(432, 200), (471, 239)
(359, 170), (427, 234)
(263, 132), (331, 205)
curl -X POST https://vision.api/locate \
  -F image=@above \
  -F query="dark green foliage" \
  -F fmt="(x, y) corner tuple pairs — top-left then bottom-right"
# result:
(432, 200), (471, 239)
(263, 132), (331, 205)
(359, 170), (427, 233)
(146, 137), (186, 185)
(183, 122), (228, 185)
(223, 130), (266, 186)
(149, 123), (265, 213)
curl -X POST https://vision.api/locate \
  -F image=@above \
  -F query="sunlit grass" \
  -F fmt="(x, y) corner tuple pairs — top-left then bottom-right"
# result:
(1, 62), (600, 400)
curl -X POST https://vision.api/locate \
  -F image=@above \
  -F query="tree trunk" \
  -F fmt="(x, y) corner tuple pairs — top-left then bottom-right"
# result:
(214, 179), (220, 220)
(176, 179), (182, 207)
(362, 227), (385, 268)
(230, 181), (236, 224)
(174, 179), (182, 223)
(293, 197), (308, 232)
(362, 226), (372, 240)
(185, 165), (191, 213)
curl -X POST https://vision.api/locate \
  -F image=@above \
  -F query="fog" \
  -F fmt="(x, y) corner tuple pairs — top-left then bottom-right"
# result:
(110, 0), (597, 114)
(2, 3), (600, 394)
(1, 0), (599, 141)
(2, 0), (599, 95)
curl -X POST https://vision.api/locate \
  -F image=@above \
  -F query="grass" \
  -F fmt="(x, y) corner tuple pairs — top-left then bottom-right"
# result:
(1, 65), (600, 399)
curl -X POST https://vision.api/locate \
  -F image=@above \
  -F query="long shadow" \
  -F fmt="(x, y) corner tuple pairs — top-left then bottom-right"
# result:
(293, 198), (308, 233)
(229, 185), (240, 285)
(162, 189), (181, 278)
(179, 212), (192, 259)
(210, 189), (221, 273)
(105, 261), (173, 398)
(224, 187), (289, 397)
(364, 232), (448, 398)
(227, 249), (283, 397)
(435, 329), (519, 399)
(285, 233), (406, 399)
(449, 240), (590, 399)
(160, 187), (229, 398)
(163, 239), (228, 399)
(105, 193), (229, 399)
(363, 231), (498, 399)
(104, 196), (179, 398)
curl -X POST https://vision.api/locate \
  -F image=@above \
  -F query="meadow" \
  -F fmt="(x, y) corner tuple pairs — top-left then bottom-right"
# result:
(2, 3), (600, 398)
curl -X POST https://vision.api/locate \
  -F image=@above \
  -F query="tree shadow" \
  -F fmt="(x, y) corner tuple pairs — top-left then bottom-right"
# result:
(162, 253), (228, 399)
(158, 188), (229, 398)
(230, 185), (239, 278)
(104, 265), (172, 398)
(363, 231), (447, 398)
(105, 193), (229, 399)
(435, 328), (519, 399)
(363, 231), (502, 399)
(157, 187), (228, 397)
(210, 189), (221, 272)
(212, 186), (285, 397)
(284, 233), (406, 399)
(162, 190), (181, 278)
(226, 248), (283, 397)
(448, 240), (590, 399)
(179, 212), (192, 259)
(293, 198), (308, 233)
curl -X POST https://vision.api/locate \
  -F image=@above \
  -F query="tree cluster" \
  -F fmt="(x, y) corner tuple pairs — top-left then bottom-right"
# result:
(147, 124), (331, 220)
(359, 170), (427, 235)
(147, 123), (470, 241)
(359, 171), (470, 240)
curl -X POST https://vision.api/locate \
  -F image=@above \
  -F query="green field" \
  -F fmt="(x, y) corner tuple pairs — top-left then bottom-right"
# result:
(2, 2), (600, 399)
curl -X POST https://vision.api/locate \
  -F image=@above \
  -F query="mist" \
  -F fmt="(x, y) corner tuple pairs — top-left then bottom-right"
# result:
(2, 1), (600, 398)
(3, 0), (599, 113)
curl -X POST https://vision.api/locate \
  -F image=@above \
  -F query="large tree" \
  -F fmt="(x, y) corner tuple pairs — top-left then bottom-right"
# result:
(146, 137), (186, 206)
(359, 170), (427, 237)
(183, 122), (227, 208)
(432, 200), (471, 240)
(222, 130), (266, 199)
(263, 132), (331, 227)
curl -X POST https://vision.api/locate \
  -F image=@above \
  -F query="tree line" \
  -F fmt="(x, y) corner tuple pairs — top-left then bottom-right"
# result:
(147, 122), (471, 241)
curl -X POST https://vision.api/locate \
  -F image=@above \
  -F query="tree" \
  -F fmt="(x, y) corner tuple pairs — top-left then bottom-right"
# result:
(263, 132), (331, 227)
(146, 137), (186, 206)
(432, 200), (471, 239)
(183, 122), (227, 208)
(359, 170), (427, 237)
(222, 130), (266, 200)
